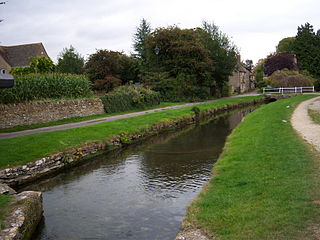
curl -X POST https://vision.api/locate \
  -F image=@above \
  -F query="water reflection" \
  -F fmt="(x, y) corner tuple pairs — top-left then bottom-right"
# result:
(27, 108), (254, 240)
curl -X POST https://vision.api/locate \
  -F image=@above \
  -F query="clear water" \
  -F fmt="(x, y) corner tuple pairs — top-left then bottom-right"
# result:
(25, 109), (253, 240)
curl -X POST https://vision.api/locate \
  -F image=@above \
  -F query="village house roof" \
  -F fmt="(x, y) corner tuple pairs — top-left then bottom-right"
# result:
(0, 43), (49, 71)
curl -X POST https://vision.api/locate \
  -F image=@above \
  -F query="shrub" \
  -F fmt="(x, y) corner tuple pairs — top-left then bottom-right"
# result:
(93, 76), (122, 92)
(30, 56), (55, 73)
(9, 57), (55, 76)
(10, 67), (33, 76)
(268, 69), (314, 87)
(101, 85), (161, 113)
(0, 74), (93, 104)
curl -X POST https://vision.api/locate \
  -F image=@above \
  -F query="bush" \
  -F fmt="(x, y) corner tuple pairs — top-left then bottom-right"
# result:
(93, 76), (122, 92)
(256, 77), (272, 89)
(268, 69), (314, 87)
(101, 85), (161, 113)
(10, 67), (33, 76)
(0, 74), (93, 104)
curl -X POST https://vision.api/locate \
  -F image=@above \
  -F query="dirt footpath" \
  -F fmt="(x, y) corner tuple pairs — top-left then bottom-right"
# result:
(291, 96), (320, 152)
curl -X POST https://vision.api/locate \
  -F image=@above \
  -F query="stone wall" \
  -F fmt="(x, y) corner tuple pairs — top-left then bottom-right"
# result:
(0, 98), (105, 128)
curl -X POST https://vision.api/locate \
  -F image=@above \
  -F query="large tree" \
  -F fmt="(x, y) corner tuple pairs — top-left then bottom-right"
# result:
(56, 46), (84, 74)
(202, 21), (238, 96)
(293, 23), (320, 78)
(276, 37), (296, 54)
(142, 23), (238, 100)
(85, 50), (138, 91)
(263, 53), (299, 76)
(133, 18), (152, 61)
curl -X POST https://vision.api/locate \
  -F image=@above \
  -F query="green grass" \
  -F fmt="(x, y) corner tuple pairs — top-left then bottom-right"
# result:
(185, 95), (320, 240)
(308, 109), (320, 125)
(0, 195), (11, 229)
(0, 96), (261, 169)
(0, 102), (185, 133)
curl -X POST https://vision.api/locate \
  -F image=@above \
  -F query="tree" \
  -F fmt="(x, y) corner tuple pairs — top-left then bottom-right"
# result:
(30, 56), (55, 73)
(85, 50), (138, 91)
(56, 46), (84, 74)
(293, 22), (320, 78)
(141, 22), (238, 100)
(133, 18), (152, 61)
(254, 59), (265, 85)
(263, 53), (299, 76)
(143, 26), (213, 100)
(276, 37), (296, 54)
(202, 21), (238, 96)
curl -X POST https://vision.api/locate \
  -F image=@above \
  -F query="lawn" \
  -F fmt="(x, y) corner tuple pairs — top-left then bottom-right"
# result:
(184, 94), (320, 240)
(0, 102), (186, 133)
(0, 96), (261, 169)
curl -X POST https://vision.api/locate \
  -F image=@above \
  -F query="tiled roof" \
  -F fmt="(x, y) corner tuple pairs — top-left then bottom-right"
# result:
(0, 43), (49, 69)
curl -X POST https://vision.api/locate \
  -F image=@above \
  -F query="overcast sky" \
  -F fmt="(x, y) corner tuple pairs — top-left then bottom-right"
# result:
(1, 0), (319, 64)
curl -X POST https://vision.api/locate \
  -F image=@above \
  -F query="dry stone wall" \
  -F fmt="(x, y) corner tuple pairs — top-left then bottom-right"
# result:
(0, 98), (105, 128)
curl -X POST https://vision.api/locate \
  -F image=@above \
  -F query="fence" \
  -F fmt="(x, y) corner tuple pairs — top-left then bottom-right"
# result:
(263, 86), (315, 94)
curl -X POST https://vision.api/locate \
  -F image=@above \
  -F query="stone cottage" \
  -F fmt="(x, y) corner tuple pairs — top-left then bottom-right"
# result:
(229, 57), (255, 94)
(0, 42), (49, 73)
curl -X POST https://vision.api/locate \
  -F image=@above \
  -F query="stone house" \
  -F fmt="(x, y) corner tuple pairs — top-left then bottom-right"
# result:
(229, 56), (255, 94)
(0, 42), (49, 73)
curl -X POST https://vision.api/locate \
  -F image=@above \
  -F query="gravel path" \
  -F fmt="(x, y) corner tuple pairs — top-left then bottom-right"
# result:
(291, 96), (320, 152)
(0, 92), (259, 139)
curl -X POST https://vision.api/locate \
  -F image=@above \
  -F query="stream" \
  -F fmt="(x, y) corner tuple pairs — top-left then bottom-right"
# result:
(24, 108), (254, 240)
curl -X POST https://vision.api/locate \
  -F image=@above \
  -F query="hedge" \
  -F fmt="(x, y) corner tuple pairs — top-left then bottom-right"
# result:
(0, 74), (93, 104)
(101, 85), (161, 113)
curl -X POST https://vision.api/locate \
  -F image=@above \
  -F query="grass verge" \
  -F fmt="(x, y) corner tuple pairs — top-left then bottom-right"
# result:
(184, 94), (320, 240)
(308, 109), (320, 125)
(0, 102), (186, 133)
(0, 195), (11, 229)
(0, 96), (261, 169)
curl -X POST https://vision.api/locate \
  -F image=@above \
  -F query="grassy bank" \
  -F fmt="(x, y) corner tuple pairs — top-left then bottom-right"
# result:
(0, 102), (185, 133)
(184, 95), (319, 240)
(0, 96), (261, 169)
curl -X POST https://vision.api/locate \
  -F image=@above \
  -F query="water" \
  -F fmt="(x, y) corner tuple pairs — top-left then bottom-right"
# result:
(25, 109), (253, 240)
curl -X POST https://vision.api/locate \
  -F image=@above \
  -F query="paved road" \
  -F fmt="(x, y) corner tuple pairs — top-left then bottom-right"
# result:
(0, 91), (260, 139)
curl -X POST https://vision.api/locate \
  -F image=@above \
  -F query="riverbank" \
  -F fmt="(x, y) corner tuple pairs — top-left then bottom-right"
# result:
(179, 94), (320, 240)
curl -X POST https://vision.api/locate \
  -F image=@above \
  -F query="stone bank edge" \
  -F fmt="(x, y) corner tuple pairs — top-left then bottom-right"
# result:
(0, 184), (42, 240)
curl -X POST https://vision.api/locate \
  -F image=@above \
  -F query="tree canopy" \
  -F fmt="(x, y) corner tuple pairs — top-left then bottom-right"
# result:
(293, 22), (320, 78)
(85, 50), (138, 91)
(141, 22), (238, 100)
(56, 46), (84, 74)
(263, 53), (299, 76)
(276, 37), (296, 54)
(133, 18), (152, 61)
